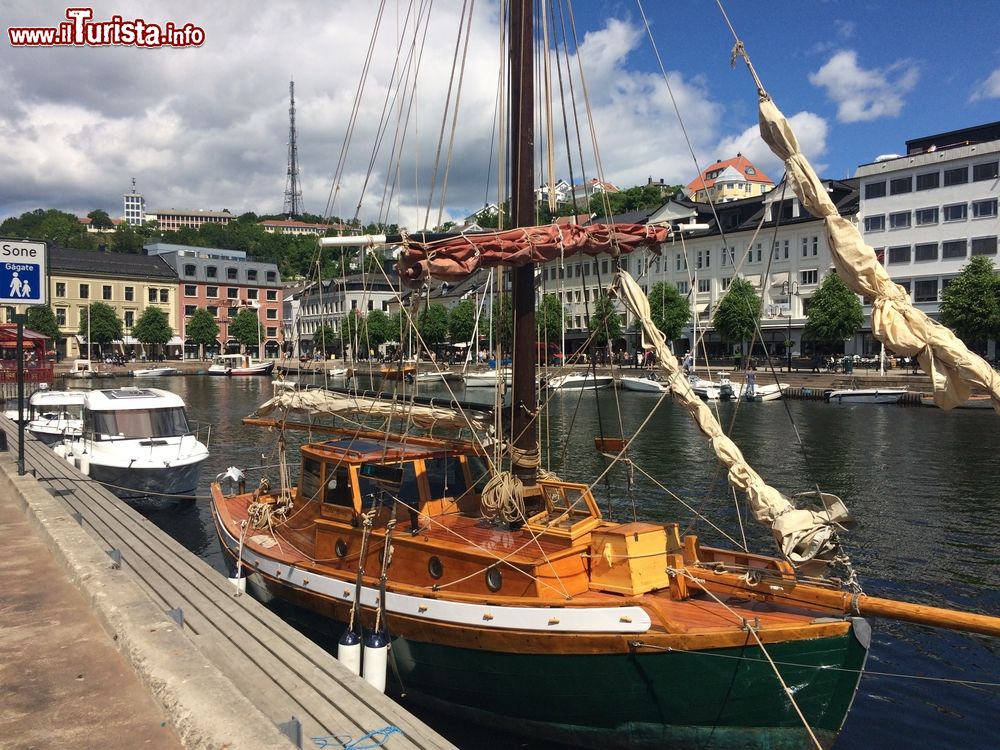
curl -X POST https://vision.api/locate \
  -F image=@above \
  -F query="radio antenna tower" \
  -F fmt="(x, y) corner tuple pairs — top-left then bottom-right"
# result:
(283, 79), (303, 217)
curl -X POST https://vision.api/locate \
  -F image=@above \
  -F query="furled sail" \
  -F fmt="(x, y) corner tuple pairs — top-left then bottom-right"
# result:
(758, 96), (1000, 412)
(255, 389), (493, 433)
(615, 270), (844, 567)
(395, 223), (670, 286)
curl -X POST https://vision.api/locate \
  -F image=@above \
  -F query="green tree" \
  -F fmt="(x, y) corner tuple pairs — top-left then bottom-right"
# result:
(186, 308), (220, 359)
(364, 309), (392, 350)
(448, 299), (476, 345)
(939, 256), (1000, 353)
(87, 209), (114, 230)
(418, 303), (449, 347)
(26, 304), (62, 344)
(132, 306), (173, 359)
(589, 294), (622, 346)
(491, 293), (513, 356)
(78, 302), (123, 358)
(388, 310), (406, 344)
(314, 324), (338, 356)
(646, 282), (690, 343)
(229, 308), (264, 354)
(803, 272), (865, 350)
(536, 293), (566, 344)
(712, 277), (761, 353)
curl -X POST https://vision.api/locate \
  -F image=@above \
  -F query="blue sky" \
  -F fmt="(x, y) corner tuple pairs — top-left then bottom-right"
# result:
(0, 1), (997, 228)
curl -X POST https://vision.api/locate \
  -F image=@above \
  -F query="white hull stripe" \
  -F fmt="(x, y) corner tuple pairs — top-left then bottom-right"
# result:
(219, 519), (651, 634)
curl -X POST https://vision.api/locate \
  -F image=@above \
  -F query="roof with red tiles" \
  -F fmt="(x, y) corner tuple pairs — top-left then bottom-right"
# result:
(686, 154), (773, 192)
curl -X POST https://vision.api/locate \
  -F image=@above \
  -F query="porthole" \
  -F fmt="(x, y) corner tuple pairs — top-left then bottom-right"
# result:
(428, 556), (443, 580)
(335, 539), (348, 558)
(485, 565), (502, 592)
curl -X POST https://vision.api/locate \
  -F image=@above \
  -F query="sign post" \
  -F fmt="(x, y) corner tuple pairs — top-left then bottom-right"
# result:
(0, 239), (48, 475)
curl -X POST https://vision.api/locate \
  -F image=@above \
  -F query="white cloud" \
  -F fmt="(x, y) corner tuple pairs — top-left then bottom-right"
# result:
(971, 68), (1000, 102)
(809, 50), (919, 123)
(713, 112), (831, 181)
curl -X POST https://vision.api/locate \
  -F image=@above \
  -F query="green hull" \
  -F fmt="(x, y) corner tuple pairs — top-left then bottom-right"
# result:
(390, 621), (870, 750)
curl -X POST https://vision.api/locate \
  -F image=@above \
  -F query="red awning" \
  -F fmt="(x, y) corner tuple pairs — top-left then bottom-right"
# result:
(396, 223), (670, 286)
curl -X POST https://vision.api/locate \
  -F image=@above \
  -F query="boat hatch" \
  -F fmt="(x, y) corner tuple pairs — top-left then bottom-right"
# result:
(101, 388), (158, 399)
(524, 480), (602, 541)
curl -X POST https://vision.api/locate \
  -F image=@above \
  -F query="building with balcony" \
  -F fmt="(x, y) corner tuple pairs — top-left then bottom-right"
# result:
(145, 243), (284, 358)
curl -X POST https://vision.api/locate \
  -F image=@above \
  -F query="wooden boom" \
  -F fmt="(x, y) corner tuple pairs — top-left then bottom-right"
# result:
(853, 594), (1000, 638)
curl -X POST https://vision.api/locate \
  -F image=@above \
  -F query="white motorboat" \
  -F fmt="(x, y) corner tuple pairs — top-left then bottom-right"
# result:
(619, 374), (670, 393)
(546, 372), (614, 390)
(61, 387), (209, 500)
(208, 353), (274, 376)
(688, 372), (725, 401)
(69, 359), (97, 378)
(133, 366), (178, 377)
(740, 382), (787, 402)
(463, 368), (513, 387)
(26, 389), (86, 445)
(826, 387), (908, 404)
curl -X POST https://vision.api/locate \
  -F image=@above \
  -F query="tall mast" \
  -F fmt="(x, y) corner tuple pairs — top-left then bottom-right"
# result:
(283, 79), (304, 218)
(509, 0), (536, 489)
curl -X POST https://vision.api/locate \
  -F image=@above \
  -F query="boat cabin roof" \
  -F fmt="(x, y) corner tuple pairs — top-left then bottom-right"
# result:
(30, 390), (87, 407)
(84, 387), (186, 411)
(304, 435), (464, 463)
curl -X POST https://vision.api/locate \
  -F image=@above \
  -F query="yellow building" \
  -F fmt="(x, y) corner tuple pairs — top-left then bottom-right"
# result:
(46, 247), (181, 360)
(686, 153), (774, 204)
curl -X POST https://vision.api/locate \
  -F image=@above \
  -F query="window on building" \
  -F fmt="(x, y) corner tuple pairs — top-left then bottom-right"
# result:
(266, 308), (277, 319)
(183, 285), (195, 296)
(942, 240), (967, 259)
(148, 288), (157, 302)
(184, 305), (196, 316)
(206, 286), (218, 298)
(914, 243), (938, 262)
(972, 198), (998, 219)
(206, 266), (217, 278)
(79, 283), (89, 298)
(801, 237), (808, 257)
(124, 310), (135, 328)
(972, 161), (999, 182)
(55, 282), (66, 297)
(889, 176), (913, 195)
(914, 279), (938, 302)
(227, 267), (238, 280)
(266, 327), (277, 338)
(864, 181), (886, 199)
(246, 288), (258, 300)
(720, 277), (732, 290)
(208, 306), (218, 317)
(102, 285), (112, 300)
(889, 211), (911, 229)
(941, 277), (955, 294)
(943, 203), (967, 222)
(811, 237), (818, 256)
(124, 286), (134, 301)
(864, 215), (885, 232)
(266, 290), (278, 301)
(887, 246), (911, 264)
(183, 264), (196, 276)
(228, 306), (238, 317)
(915, 172), (939, 191)
(247, 269), (258, 281)
(800, 269), (818, 285)
(943, 166), (968, 186)
(971, 237), (998, 256)
(227, 288), (238, 299)
(159, 289), (168, 303)
(782, 240), (789, 259)
(698, 278), (710, 293)
(56, 307), (66, 325)
(915, 208), (939, 226)
(676, 281), (688, 294)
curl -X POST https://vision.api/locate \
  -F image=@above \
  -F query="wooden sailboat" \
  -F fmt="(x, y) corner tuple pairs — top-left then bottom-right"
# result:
(211, 4), (1000, 749)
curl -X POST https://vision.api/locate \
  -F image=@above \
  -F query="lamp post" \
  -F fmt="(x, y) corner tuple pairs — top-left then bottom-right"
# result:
(781, 280), (800, 372)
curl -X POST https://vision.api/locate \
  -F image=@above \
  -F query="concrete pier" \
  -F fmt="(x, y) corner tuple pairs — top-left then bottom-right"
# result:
(0, 418), (455, 750)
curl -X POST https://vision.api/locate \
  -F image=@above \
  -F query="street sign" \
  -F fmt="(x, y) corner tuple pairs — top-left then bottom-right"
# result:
(0, 239), (47, 306)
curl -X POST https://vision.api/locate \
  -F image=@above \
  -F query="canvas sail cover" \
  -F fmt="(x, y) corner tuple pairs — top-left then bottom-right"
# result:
(255, 389), (492, 433)
(396, 223), (670, 286)
(614, 270), (840, 566)
(759, 96), (1000, 412)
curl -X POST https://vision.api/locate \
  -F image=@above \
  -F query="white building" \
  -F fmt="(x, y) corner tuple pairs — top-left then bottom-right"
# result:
(857, 121), (1000, 354)
(294, 274), (399, 357)
(123, 182), (145, 226)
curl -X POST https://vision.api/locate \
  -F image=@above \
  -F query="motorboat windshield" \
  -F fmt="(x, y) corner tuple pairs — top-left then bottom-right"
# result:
(88, 406), (192, 440)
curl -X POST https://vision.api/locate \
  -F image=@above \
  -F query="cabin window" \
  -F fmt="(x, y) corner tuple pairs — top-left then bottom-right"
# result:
(89, 407), (191, 440)
(300, 457), (322, 501)
(323, 467), (355, 508)
(424, 456), (468, 499)
(465, 455), (490, 493)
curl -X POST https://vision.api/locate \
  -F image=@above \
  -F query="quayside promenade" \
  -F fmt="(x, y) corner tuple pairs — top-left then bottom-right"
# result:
(0, 418), (456, 750)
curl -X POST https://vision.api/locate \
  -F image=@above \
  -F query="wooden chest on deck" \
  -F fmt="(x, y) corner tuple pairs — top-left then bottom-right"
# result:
(590, 522), (672, 596)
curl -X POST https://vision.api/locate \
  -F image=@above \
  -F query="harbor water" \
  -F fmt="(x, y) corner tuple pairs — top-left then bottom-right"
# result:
(78, 374), (1000, 749)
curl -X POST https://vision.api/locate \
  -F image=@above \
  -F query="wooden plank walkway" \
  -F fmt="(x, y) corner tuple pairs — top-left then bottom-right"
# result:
(0, 417), (455, 750)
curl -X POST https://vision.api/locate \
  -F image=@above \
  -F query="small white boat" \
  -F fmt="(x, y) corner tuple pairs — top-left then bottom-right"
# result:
(619, 374), (670, 393)
(826, 387), (908, 404)
(463, 368), (513, 387)
(133, 366), (178, 377)
(26, 389), (86, 445)
(688, 372), (724, 401)
(69, 359), (97, 378)
(740, 382), (787, 402)
(546, 372), (614, 390)
(208, 354), (274, 376)
(61, 386), (209, 500)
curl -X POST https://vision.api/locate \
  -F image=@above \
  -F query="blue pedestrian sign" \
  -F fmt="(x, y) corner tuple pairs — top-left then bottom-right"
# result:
(0, 239), (46, 306)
